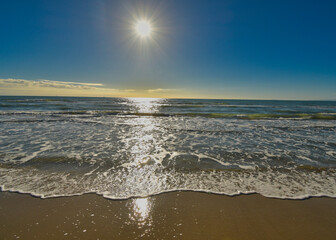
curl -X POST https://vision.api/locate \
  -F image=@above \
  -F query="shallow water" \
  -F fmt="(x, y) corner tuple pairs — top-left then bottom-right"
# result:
(0, 96), (336, 199)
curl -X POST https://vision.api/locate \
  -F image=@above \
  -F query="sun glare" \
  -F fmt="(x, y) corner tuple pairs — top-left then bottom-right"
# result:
(135, 20), (152, 38)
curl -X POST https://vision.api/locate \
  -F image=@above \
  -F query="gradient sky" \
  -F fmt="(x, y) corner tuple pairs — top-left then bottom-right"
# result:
(0, 0), (335, 99)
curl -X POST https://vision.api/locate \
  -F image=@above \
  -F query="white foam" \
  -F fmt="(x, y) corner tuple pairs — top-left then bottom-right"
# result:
(19, 143), (52, 163)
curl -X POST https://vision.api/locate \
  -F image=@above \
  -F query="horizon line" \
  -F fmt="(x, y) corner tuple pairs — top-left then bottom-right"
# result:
(0, 94), (335, 101)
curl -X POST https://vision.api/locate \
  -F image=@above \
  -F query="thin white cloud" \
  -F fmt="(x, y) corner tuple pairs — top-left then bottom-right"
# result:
(37, 80), (104, 87)
(147, 88), (176, 93)
(0, 78), (121, 97)
(0, 78), (107, 90)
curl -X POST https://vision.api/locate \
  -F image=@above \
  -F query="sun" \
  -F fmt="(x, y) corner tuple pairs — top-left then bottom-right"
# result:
(135, 20), (152, 38)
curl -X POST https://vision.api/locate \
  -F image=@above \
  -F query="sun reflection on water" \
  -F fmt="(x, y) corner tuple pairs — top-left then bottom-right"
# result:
(124, 98), (166, 167)
(134, 198), (150, 220)
(122, 99), (164, 228)
(128, 97), (162, 113)
(130, 198), (153, 227)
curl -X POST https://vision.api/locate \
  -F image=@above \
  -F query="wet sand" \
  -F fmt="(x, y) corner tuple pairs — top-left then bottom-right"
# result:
(0, 191), (336, 240)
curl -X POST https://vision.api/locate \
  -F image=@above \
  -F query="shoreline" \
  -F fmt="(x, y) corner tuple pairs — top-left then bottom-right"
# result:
(1, 188), (336, 201)
(1, 191), (336, 239)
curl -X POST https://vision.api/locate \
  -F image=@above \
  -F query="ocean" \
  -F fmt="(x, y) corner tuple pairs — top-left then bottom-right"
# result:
(0, 96), (336, 199)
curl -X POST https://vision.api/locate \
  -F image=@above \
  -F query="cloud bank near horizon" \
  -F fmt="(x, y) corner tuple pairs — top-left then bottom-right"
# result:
(0, 78), (180, 98)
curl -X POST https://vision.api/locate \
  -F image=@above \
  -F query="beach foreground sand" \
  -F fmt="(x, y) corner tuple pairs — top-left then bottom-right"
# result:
(1, 191), (336, 240)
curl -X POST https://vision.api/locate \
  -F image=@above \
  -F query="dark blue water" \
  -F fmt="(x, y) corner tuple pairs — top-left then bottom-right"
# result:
(1, 96), (336, 119)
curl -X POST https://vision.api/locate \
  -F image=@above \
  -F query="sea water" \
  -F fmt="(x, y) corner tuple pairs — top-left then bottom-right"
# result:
(0, 96), (335, 199)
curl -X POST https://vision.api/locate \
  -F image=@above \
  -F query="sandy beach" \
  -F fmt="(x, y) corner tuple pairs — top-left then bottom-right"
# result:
(1, 191), (336, 240)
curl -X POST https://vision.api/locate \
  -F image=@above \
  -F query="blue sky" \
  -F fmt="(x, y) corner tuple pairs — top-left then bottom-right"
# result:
(0, 0), (335, 99)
